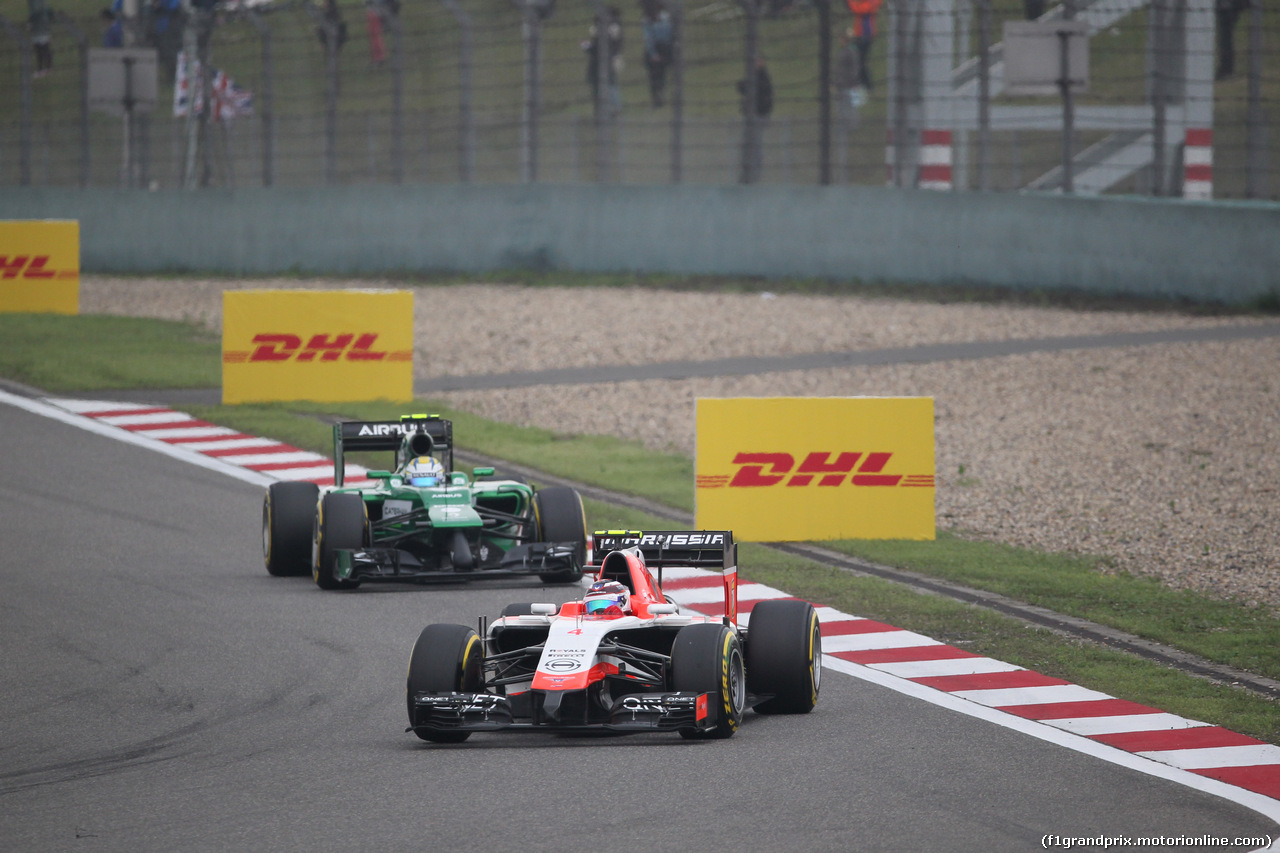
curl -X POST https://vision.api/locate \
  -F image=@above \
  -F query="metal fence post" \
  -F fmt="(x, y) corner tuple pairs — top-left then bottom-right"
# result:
(889, 0), (910, 188)
(387, 4), (403, 184)
(1151, 0), (1168, 196)
(740, 0), (760, 184)
(591, 1), (615, 183)
(439, 0), (474, 182)
(670, 0), (683, 184)
(519, 0), (552, 183)
(1245, 0), (1266, 199)
(248, 11), (274, 187)
(53, 13), (91, 188)
(323, 17), (339, 185)
(304, 1), (341, 185)
(817, 0), (831, 186)
(1058, 0), (1076, 194)
(976, 0), (990, 191)
(0, 16), (33, 186)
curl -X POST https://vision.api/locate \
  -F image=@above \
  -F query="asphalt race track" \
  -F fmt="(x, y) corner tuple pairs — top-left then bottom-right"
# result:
(2, 400), (1277, 852)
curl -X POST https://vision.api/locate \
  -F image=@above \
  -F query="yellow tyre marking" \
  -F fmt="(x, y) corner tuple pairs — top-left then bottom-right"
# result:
(460, 634), (481, 690)
(808, 611), (821, 703)
(720, 630), (738, 732)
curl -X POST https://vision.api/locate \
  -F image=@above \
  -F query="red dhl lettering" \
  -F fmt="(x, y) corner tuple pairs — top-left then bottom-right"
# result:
(0, 255), (76, 279)
(696, 452), (935, 488)
(223, 333), (413, 364)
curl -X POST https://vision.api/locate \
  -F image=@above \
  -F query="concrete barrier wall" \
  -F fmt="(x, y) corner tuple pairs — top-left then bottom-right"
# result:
(3, 185), (1277, 304)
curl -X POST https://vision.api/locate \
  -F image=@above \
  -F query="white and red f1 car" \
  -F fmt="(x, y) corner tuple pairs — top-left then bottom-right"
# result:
(406, 530), (822, 742)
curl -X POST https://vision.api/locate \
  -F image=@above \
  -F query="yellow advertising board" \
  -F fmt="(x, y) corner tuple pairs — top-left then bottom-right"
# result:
(696, 397), (935, 541)
(0, 220), (80, 314)
(222, 289), (414, 404)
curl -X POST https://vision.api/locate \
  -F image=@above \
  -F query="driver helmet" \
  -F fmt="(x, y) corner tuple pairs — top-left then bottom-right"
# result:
(583, 580), (630, 617)
(403, 455), (445, 487)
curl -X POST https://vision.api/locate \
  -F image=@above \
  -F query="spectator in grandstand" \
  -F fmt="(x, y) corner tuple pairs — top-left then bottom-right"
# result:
(1216, 0), (1248, 79)
(365, 0), (396, 68)
(583, 6), (624, 117)
(28, 0), (54, 78)
(834, 27), (865, 117)
(151, 0), (184, 81)
(100, 7), (123, 47)
(845, 0), (880, 91)
(317, 0), (348, 56)
(737, 53), (772, 182)
(640, 0), (673, 108)
(737, 53), (772, 119)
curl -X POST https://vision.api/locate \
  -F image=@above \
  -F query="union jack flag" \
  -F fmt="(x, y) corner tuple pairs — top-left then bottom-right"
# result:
(173, 50), (254, 122)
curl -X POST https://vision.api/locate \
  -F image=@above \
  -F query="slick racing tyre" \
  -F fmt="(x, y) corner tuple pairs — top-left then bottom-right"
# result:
(263, 481), (319, 577)
(407, 624), (484, 743)
(671, 623), (746, 740)
(532, 486), (588, 584)
(312, 492), (365, 591)
(745, 600), (821, 714)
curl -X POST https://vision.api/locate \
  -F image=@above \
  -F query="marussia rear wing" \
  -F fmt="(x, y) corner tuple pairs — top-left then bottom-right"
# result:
(333, 414), (454, 487)
(590, 530), (740, 627)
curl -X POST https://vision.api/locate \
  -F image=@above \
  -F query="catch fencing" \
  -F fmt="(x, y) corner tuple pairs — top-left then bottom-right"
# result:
(0, 0), (1274, 200)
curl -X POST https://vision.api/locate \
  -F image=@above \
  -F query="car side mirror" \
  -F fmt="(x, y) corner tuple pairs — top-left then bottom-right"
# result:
(368, 470), (392, 479)
(648, 603), (678, 615)
(473, 467), (495, 477)
(530, 603), (558, 615)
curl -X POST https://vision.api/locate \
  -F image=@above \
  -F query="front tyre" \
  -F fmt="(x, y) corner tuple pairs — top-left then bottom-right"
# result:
(532, 486), (588, 584)
(745, 600), (821, 714)
(671, 623), (746, 740)
(263, 481), (319, 577)
(312, 492), (365, 591)
(407, 624), (484, 743)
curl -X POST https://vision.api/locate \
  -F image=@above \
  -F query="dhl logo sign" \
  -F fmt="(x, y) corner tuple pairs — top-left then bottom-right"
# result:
(696, 397), (935, 542)
(0, 221), (80, 315)
(0, 255), (79, 280)
(221, 289), (413, 404)
(698, 451), (934, 489)
(223, 333), (412, 364)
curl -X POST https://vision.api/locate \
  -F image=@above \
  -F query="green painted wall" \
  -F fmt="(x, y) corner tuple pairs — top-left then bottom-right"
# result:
(3, 185), (1276, 304)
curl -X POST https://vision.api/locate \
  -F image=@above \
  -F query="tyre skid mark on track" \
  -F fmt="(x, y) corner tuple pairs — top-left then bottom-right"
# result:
(26, 395), (1280, 834)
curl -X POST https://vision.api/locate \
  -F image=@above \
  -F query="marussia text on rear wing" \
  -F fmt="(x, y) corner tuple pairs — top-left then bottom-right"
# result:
(591, 529), (740, 626)
(590, 530), (736, 571)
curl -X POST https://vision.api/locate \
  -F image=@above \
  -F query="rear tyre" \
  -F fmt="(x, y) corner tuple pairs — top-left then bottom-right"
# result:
(407, 624), (484, 743)
(532, 486), (588, 584)
(263, 481), (319, 577)
(670, 623), (746, 740)
(746, 600), (821, 714)
(312, 492), (365, 591)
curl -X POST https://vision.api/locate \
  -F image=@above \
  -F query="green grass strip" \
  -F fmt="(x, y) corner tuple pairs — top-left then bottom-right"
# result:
(0, 314), (221, 391)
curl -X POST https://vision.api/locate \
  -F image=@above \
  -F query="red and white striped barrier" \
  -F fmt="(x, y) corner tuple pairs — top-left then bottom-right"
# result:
(886, 129), (954, 192)
(1184, 128), (1213, 201)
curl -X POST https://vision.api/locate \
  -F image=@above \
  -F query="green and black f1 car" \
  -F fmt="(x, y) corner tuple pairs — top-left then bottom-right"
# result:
(262, 414), (588, 590)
